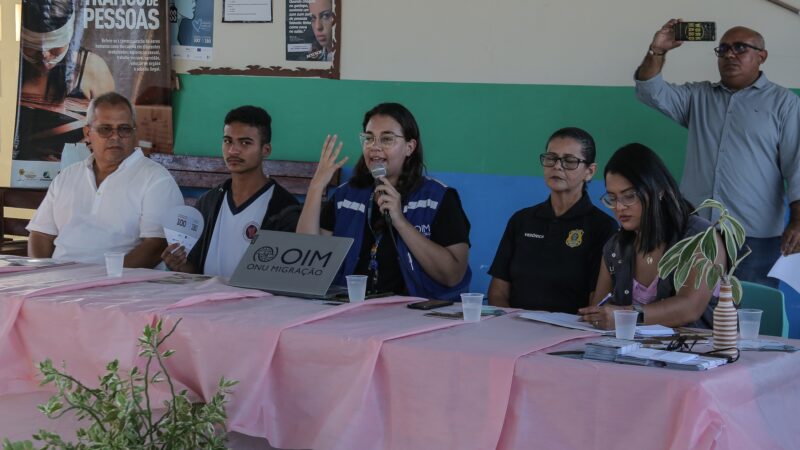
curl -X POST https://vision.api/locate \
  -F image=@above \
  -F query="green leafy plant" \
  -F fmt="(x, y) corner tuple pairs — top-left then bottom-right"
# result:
(2, 319), (237, 450)
(658, 199), (751, 304)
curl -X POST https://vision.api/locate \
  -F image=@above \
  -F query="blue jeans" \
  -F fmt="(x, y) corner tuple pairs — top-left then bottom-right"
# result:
(736, 237), (781, 288)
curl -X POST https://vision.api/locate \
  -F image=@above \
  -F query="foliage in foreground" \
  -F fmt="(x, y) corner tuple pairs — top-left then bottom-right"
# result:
(2, 319), (237, 450)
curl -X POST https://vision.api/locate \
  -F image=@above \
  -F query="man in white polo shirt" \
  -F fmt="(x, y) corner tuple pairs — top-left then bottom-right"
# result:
(27, 92), (184, 267)
(160, 105), (300, 277)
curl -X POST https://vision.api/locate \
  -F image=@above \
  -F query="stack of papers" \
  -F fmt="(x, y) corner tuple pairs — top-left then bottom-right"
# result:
(518, 311), (606, 333)
(584, 338), (642, 361)
(615, 348), (727, 370)
(739, 339), (799, 352)
(635, 325), (676, 337)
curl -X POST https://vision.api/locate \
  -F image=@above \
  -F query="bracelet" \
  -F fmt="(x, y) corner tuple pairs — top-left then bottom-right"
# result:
(648, 46), (666, 57)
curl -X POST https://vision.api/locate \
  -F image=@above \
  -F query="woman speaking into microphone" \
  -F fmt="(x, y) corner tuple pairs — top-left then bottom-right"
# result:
(297, 103), (472, 300)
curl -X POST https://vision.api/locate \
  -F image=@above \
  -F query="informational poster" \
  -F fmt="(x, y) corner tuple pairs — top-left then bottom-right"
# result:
(286, 0), (336, 62)
(223, 0), (273, 23)
(169, 0), (213, 61)
(13, 0), (173, 188)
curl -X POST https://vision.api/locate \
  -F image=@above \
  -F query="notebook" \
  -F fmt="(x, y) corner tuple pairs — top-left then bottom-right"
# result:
(228, 230), (353, 299)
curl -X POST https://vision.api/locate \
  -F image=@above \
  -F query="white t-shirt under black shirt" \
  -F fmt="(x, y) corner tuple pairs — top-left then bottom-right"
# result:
(203, 183), (275, 278)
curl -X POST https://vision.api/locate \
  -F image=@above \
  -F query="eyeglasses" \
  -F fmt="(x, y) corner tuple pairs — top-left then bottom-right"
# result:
(714, 42), (763, 57)
(539, 153), (589, 170)
(92, 125), (135, 138)
(600, 191), (639, 209)
(359, 132), (405, 149)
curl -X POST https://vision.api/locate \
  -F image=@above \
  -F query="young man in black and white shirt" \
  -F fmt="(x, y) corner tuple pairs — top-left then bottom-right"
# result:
(161, 106), (300, 277)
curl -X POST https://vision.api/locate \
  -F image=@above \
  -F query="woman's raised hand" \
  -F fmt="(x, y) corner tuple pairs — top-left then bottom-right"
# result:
(310, 135), (348, 191)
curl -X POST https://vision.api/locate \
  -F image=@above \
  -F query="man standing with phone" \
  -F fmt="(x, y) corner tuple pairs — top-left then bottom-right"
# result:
(634, 19), (800, 287)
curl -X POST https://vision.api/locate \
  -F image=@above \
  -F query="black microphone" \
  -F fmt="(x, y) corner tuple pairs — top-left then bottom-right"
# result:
(370, 163), (392, 227)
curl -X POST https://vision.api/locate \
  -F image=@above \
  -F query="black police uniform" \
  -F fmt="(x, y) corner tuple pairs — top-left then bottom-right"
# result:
(489, 194), (617, 313)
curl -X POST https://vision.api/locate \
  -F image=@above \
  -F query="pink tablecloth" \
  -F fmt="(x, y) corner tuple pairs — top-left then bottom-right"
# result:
(497, 339), (800, 450)
(1, 265), (799, 450)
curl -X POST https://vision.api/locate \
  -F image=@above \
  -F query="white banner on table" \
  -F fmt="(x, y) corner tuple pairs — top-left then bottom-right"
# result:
(768, 254), (800, 293)
(162, 206), (204, 253)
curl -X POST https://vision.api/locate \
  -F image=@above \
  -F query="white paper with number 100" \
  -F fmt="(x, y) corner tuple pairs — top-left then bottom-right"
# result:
(162, 205), (204, 253)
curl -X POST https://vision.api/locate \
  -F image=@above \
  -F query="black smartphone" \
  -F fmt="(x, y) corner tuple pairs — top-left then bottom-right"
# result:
(407, 299), (454, 310)
(674, 22), (716, 41)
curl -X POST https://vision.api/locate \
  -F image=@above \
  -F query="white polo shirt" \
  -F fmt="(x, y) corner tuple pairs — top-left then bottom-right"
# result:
(27, 149), (184, 265)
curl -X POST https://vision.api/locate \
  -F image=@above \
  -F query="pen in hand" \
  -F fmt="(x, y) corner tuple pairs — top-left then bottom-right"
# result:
(596, 292), (613, 307)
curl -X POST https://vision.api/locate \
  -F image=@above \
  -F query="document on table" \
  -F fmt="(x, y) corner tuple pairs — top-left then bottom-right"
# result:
(768, 254), (800, 293)
(518, 311), (606, 333)
(635, 325), (675, 337)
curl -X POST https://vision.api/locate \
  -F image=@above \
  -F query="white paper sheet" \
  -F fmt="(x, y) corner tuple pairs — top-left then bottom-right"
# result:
(768, 254), (800, 293)
(162, 206), (204, 253)
(518, 311), (606, 333)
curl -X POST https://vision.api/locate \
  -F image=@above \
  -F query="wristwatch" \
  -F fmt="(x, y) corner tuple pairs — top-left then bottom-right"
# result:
(632, 304), (645, 324)
(648, 46), (666, 56)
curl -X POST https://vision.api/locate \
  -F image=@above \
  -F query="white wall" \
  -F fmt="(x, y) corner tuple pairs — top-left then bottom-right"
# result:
(3, 0), (800, 184)
(177, 0), (800, 88)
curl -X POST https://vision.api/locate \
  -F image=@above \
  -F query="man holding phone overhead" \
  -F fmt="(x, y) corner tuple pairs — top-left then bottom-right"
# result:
(634, 19), (800, 287)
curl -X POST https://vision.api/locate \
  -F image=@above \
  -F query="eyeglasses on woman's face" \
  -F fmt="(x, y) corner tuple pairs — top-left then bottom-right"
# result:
(600, 191), (639, 209)
(539, 153), (588, 170)
(359, 132), (404, 149)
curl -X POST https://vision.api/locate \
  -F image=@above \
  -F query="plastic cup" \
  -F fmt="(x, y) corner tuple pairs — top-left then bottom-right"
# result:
(346, 275), (368, 302)
(104, 252), (125, 278)
(614, 310), (638, 340)
(460, 293), (484, 322)
(738, 309), (763, 341)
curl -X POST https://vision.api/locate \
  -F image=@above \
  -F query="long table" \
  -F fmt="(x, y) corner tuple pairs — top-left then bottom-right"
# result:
(1, 264), (798, 449)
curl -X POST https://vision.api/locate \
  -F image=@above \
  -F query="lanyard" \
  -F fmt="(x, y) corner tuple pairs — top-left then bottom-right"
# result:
(366, 192), (383, 293)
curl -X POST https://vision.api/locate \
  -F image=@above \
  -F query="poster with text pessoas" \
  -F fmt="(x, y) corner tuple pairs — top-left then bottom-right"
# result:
(13, 0), (173, 188)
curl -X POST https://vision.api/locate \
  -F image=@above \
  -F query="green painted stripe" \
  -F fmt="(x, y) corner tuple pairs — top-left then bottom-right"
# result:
(173, 75), (797, 180)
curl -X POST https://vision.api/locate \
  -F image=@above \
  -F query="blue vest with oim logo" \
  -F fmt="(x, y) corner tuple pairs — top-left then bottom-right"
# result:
(332, 177), (471, 301)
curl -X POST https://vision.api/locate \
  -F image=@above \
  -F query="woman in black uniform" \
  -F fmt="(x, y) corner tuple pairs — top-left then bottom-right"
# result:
(488, 127), (617, 312)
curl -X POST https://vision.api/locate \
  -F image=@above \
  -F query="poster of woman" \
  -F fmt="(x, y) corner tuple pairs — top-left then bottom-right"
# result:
(285, 0), (336, 62)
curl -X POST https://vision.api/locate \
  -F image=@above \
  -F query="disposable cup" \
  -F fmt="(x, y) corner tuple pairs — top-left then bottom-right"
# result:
(614, 310), (638, 340)
(738, 309), (762, 341)
(460, 293), (484, 322)
(104, 252), (125, 278)
(346, 275), (368, 302)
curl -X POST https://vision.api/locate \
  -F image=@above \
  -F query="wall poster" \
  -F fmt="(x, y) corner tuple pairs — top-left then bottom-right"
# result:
(13, 0), (173, 188)
(286, 0), (336, 62)
(169, 0), (214, 61)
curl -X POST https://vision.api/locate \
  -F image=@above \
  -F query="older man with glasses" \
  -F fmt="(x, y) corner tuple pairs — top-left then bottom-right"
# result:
(27, 92), (184, 267)
(634, 20), (800, 288)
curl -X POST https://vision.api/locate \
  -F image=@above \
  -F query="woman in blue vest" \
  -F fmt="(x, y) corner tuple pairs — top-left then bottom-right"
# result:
(297, 103), (472, 300)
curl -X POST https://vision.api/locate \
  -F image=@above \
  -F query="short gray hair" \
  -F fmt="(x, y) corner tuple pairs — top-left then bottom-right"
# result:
(86, 92), (136, 125)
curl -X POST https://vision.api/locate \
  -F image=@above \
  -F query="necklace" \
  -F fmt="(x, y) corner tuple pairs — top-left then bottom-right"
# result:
(645, 254), (654, 265)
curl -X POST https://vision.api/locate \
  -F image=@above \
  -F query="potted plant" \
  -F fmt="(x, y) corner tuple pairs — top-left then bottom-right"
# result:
(657, 199), (750, 357)
(2, 319), (237, 450)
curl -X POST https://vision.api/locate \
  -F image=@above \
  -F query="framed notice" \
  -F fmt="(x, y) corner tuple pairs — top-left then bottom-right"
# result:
(223, 0), (273, 23)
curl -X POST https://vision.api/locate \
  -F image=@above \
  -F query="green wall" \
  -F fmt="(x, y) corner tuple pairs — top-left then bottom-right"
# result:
(173, 75), (692, 179)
